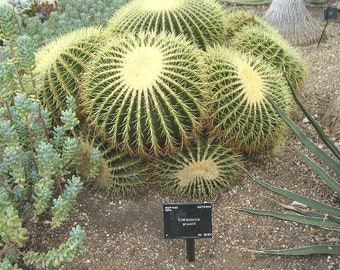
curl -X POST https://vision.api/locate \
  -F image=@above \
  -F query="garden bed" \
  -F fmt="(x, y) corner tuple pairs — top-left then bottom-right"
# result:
(43, 4), (340, 270)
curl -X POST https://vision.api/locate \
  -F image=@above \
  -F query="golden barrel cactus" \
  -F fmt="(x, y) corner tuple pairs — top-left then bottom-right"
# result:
(107, 0), (227, 50)
(35, 27), (110, 123)
(153, 139), (243, 200)
(204, 47), (293, 153)
(230, 25), (309, 92)
(77, 127), (149, 196)
(81, 31), (206, 157)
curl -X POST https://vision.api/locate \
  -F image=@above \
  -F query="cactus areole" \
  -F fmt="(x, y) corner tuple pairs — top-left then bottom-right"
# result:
(82, 32), (205, 157)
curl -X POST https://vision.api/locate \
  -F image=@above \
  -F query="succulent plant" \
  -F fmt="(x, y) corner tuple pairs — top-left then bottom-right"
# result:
(230, 25), (309, 92)
(0, 2), (22, 42)
(81, 31), (206, 157)
(77, 126), (149, 196)
(23, 0), (131, 50)
(107, 0), (227, 50)
(35, 26), (109, 123)
(153, 139), (244, 200)
(224, 10), (275, 41)
(204, 46), (293, 153)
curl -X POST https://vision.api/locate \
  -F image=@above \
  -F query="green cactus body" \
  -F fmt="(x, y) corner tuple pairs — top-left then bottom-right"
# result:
(204, 47), (292, 153)
(230, 25), (309, 92)
(107, 0), (227, 50)
(153, 139), (243, 200)
(77, 127), (149, 196)
(224, 10), (275, 41)
(35, 27), (110, 123)
(82, 31), (205, 157)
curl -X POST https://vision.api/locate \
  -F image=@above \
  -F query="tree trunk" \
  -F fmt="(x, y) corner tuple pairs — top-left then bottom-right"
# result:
(263, 0), (322, 46)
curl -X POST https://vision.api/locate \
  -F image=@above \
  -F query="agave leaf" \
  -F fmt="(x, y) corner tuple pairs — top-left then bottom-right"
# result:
(241, 209), (340, 228)
(261, 245), (340, 255)
(284, 73), (340, 161)
(298, 151), (340, 194)
(270, 99), (340, 177)
(247, 173), (340, 218)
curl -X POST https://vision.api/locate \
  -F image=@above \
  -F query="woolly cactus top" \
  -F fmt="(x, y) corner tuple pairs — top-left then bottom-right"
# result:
(82, 31), (206, 157)
(108, 0), (227, 50)
(122, 46), (163, 90)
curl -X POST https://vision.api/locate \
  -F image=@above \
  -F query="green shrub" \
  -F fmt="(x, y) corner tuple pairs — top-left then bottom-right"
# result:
(23, 0), (130, 50)
(0, 4), (85, 268)
(107, 0), (227, 50)
(81, 31), (206, 157)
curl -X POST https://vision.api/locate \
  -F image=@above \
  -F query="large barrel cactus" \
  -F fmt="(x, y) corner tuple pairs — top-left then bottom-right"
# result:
(107, 0), (227, 50)
(35, 27), (109, 123)
(153, 139), (243, 199)
(81, 31), (206, 157)
(77, 127), (149, 196)
(204, 47), (293, 153)
(230, 25), (309, 92)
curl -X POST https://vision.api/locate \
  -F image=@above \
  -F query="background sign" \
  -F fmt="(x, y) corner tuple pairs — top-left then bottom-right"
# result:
(163, 202), (212, 239)
(324, 6), (337, 21)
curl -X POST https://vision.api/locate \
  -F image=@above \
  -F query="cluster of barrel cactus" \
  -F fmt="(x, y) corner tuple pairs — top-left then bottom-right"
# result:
(34, 0), (309, 199)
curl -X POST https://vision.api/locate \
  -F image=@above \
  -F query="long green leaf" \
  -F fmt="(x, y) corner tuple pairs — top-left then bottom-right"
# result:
(298, 151), (340, 193)
(247, 173), (340, 218)
(270, 99), (340, 177)
(284, 73), (340, 161)
(242, 209), (340, 228)
(261, 245), (340, 255)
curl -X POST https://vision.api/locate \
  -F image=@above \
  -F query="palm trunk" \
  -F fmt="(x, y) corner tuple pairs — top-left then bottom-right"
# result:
(263, 0), (322, 46)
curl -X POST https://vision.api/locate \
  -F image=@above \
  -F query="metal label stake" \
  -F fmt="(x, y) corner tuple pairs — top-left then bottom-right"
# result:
(317, 6), (338, 48)
(163, 202), (212, 262)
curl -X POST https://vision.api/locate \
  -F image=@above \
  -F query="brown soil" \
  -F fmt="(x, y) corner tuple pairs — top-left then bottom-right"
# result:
(49, 4), (340, 270)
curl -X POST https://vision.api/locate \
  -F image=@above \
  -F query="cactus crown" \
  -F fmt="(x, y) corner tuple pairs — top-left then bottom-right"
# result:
(154, 139), (243, 200)
(81, 31), (206, 157)
(204, 47), (293, 152)
(142, 0), (185, 10)
(107, 0), (227, 50)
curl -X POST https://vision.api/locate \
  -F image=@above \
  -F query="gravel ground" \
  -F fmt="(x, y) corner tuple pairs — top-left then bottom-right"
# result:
(35, 4), (340, 270)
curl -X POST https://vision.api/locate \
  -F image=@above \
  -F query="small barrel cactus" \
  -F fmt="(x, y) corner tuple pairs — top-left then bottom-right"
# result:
(204, 47), (293, 153)
(224, 10), (275, 41)
(153, 139), (244, 200)
(81, 31), (206, 157)
(77, 126), (149, 196)
(35, 26), (110, 123)
(107, 0), (227, 50)
(230, 25), (309, 92)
